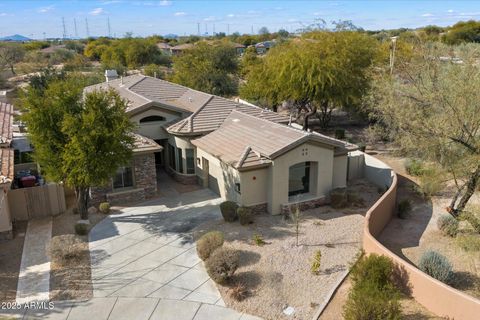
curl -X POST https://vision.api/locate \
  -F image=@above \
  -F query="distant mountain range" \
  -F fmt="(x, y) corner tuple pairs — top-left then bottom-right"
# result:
(0, 34), (32, 42)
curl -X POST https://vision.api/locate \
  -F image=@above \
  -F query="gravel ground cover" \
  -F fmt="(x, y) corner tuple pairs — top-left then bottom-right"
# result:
(193, 179), (380, 320)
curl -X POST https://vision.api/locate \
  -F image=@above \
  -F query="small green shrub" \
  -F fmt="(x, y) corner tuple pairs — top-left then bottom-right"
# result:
(220, 201), (238, 222)
(99, 202), (110, 214)
(196, 231), (224, 261)
(335, 129), (346, 140)
(252, 233), (266, 246)
(418, 250), (452, 283)
(75, 222), (89, 236)
(397, 199), (412, 219)
(330, 188), (348, 209)
(343, 282), (402, 320)
(417, 173), (444, 198)
(205, 248), (240, 285)
(311, 250), (322, 275)
(237, 207), (253, 225)
(437, 214), (459, 237)
(456, 235), (480, 252)
(344, 254), (402, 320)
(405, 159), (425, 176)
(461, 207), (480, 234)
(350, 254), (396, 290)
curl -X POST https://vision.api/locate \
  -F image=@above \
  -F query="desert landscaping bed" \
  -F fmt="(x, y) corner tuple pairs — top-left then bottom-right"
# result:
(376, 154), (480, 300)
(0, 221), (27, 302)
(49, 205), (106, 301)
(193, 179), (380, 320)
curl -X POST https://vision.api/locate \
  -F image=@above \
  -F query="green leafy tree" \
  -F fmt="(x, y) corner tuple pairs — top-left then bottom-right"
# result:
(366, 43), (480, 215)
(241, 31), (378, 129)
(444, 20), (480, 44)
(171, 42), (238, 96)
(20, 74), (134, 219)
(0, 43), (25, 75)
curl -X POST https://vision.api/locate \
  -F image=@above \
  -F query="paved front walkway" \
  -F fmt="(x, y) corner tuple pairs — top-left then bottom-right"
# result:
(0, 188), (261, 320)
(16, 217), (52, 304)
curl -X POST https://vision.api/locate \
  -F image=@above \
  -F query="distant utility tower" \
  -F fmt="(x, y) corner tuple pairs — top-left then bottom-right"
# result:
(107, 17), (111, 37)
(62, 17), (67, 39)
(251, 25), (254, 34)
(85, 18), (90, 37)
(197, 22), (200, 36)
(74, 18), (78, 38)
(227, 24), (230, 35)
(213, 23), (215, 35)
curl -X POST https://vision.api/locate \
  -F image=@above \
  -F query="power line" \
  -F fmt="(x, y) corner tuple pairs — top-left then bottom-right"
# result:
(107, 17), (111, 37)
(85, 18), (90, 38)
(74, 18), (78, 38)
(197, 22), (200, 36)
(227, 24), (230, 35)
(62, 17), (67, 39)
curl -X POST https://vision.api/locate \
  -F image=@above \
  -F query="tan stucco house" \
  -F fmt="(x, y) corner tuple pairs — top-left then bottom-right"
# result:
(86, 74), (355, 214)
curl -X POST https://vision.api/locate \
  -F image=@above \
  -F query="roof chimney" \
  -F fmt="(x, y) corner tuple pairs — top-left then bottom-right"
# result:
(105, 69), (118, 82)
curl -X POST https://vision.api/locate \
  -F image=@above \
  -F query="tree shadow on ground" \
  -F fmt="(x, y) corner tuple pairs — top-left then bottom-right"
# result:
(378, 173), (433, 265)
(449, 271), (480, 297)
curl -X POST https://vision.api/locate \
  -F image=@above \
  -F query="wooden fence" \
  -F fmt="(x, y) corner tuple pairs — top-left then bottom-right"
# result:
(8, 184), (66, 221)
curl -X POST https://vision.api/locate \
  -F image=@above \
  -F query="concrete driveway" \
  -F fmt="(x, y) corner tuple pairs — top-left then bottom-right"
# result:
(6, 188), (261, 320)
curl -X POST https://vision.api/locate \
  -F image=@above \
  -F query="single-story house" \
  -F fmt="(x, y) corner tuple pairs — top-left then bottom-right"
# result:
(85, 75), (356, 214)
(254, 40), (276, 54)
(156, 42), (172, 55)
(232, 43), (246, 55)
(0, 102), (15, 239)
(170, 43), (194, 56)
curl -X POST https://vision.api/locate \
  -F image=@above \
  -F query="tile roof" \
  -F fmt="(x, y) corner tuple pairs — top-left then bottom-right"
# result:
(192, 110), (352, 170)
(157, 42), (172, 49)
(132, 133), (163, 154)
(0, 102), (14, 183)
(167, 96), (289, 135)
(0, 102), (13, 146)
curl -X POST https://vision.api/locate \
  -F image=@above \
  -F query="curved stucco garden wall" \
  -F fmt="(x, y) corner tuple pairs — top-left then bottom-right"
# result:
(361, 153), (480, 320)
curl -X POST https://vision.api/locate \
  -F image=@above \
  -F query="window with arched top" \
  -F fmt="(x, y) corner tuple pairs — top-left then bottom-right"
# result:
(139, 115), (166, 123)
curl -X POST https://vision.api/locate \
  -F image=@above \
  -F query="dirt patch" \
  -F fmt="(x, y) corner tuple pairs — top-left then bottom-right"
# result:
(50, 208), (106, 301)
(193, 179), (379, 320)
(0, 221), (27, 302)
(376, 153), (480, 300)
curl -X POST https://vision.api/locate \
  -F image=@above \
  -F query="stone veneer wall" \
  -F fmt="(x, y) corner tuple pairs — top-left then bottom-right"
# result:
(280, 196), (328, 215)
(90, 153), (157, 206)
(246, 203), (268, 215)
(166, 166), (198, 185)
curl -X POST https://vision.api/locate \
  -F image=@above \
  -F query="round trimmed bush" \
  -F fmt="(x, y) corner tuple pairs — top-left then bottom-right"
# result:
(99, 202), (111, 214)
(205, 247), (240, 285)
(237, 207), (253, 225)
(418, 250), (452, 283)
(220, 201), (238, 222)
(196, 231), (224, 261)
(75, 222), (89, 236)
(437, 214), (459, 237)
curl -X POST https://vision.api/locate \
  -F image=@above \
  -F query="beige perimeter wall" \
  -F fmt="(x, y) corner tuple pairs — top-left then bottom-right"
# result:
(0, 183), (12, 233)
(362, 153), (480, 319)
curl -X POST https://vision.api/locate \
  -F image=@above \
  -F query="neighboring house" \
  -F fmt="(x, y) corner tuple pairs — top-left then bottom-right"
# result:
(232, 43), (246, 55)
(170, 43), (194, 56)
(156, 42), (172, 55)
(0, 102), (14, 239)
(85, 75), (356, 214)
(254, 40), (276, 54)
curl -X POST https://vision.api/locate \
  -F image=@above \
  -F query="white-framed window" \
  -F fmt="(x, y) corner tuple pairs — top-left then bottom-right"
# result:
(186, 149), (195, 174)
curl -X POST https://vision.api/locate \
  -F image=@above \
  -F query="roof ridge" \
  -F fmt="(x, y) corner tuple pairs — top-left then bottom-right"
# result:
(237, 146), (252, 168)
(183, 95), (214, 132)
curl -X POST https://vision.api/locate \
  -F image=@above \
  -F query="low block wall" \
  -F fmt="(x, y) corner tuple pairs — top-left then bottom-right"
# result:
(362, 153), (480, 320)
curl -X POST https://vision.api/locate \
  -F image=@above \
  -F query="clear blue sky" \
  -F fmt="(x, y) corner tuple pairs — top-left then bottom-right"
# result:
(0, 1), (479, 39)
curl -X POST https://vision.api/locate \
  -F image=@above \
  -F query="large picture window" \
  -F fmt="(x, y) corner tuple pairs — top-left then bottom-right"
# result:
(288, 162), (310, 197)
(113, 166), (134, 189)
(177, 148), (183, 173)
(186, 149), (195, 174)
(168, 143), (176, 171)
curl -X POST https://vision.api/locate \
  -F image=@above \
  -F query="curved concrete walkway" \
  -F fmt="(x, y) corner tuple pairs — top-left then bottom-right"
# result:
(2, 188), (261, 320)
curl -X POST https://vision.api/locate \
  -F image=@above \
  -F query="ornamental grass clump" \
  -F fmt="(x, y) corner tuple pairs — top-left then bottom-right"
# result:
(237, 206), (253, 225)
(437, 214), (459, 237)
